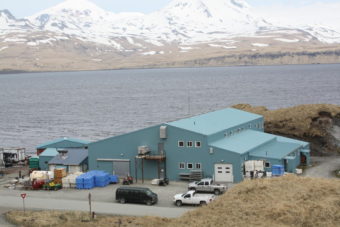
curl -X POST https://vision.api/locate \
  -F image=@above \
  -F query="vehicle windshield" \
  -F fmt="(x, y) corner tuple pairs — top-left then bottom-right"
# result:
(146, 190), (153, 196)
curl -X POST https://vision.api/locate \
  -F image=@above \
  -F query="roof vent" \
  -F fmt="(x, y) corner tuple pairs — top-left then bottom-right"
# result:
(58, 149), (68, 160)
(160, 126), (167, 139)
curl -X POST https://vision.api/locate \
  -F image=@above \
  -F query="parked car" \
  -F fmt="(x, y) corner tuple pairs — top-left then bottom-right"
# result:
(173, 190), (215, 207)
(188, 178), (227, 195)
(115, 187), (158, 205)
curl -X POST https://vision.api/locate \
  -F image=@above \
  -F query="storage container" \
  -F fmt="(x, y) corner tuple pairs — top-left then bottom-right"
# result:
(272, 165), (284, 176)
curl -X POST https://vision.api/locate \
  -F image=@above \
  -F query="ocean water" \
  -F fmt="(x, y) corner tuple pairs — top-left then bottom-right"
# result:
(0, 64), (339, 153)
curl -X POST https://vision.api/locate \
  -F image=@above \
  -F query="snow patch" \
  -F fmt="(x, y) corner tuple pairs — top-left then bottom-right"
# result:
(27, 42), (38, 46)
(209, 44), (237, 49)
(4, 38), (27, 42)
(141, 51), (156, 56)
(0, 46), (8, 52)
(180, 46), (193, 50)
(146, 40), (164, 47)
(252, 43), (269, 47)
(274, 38), (299, 43)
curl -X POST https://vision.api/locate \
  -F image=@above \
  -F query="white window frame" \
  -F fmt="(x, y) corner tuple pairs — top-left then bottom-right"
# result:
(179, 162), (185, 169)
(187, 141), (193, 147)
(195, 163), (201, 169)
(195, 141), (201, 147)
(178, 141), (184, 147)
(187, 163), (193, 169)
(265, 162), (271, 168)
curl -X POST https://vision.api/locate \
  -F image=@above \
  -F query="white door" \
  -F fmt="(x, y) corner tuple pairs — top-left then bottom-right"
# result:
(215, 164), (233, 182)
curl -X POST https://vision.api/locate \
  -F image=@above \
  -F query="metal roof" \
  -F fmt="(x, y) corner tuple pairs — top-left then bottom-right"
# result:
(209, 130), (276, 154)
(167, 108), (262, 135)
(48, 148), (88, 166)
(39, 148), (58, 157)
(276, 135), (309, 147)
(36, 137), (90, 149)
(250, 141), (302, 160)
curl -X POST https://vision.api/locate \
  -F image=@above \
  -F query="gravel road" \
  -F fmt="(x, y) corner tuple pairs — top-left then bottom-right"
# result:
(303, 156), (340, 178)
(0, 195), (190, 218)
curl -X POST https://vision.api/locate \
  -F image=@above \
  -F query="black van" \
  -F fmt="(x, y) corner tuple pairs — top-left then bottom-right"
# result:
(115, 187), (158, 205)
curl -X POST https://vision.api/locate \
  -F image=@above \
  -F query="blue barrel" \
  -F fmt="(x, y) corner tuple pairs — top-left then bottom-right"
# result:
(76, 175), (84, 189)
(272, 165), (284, 176)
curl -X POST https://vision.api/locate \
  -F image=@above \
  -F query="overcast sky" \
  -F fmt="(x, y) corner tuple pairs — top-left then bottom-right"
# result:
(1, 0), (340, 29)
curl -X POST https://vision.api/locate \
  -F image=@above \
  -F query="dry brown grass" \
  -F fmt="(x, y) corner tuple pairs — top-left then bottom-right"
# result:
(6, 175), (340, 227)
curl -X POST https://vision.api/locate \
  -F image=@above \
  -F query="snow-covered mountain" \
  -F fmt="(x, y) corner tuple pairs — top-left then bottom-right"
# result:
(0, 10), (34, 34)
(1, 0), (340, 72)
(1, 0), (340, 47)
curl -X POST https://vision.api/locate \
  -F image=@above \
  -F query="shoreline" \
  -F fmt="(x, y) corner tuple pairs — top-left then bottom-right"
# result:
(1, 62), (340, 75)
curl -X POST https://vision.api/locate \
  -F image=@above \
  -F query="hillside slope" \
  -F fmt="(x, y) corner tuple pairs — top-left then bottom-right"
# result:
(233, 104), (340, 155)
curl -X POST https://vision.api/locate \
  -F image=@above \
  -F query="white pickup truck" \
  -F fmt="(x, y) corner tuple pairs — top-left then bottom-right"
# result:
(173, 190), (215, 207)
(188, 178), (227, 195)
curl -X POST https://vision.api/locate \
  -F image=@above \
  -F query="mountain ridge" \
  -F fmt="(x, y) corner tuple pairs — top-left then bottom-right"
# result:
(1, 0), (340, 72)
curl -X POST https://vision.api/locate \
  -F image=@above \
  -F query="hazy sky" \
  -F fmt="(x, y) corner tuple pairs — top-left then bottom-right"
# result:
(1, 0), (340, 18)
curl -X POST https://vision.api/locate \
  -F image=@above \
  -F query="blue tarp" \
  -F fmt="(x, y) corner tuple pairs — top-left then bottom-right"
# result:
(76, 170), (113, 189)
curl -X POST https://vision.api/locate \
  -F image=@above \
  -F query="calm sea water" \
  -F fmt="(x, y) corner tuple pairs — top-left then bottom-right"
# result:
(0, 64), (339, 153)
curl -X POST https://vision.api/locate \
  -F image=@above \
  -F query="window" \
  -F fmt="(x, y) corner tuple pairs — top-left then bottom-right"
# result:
(178, 141), (184, 147)
(195, 163), (201, 169)
(187, 141), (193, 147)
(265, 162), (271, 168)
(187, 163), (193, 169)
(198, 182), (204, 185)
(195, 141), (201, 147)
(179, 162), (185, 169)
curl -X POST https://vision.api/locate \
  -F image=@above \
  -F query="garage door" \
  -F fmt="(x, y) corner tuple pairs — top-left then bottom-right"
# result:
(113, 160), (130, 178)
(215, 164), (233, 182)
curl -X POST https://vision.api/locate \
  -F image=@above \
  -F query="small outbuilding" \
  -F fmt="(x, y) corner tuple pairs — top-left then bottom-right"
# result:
(36, 137), (89, 155)
(48, 148), (88, 173)
(39, 148), (58, 170)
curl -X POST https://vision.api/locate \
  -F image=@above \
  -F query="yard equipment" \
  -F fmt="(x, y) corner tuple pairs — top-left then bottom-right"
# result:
(43, 182), (62, 191)
(32, 179), (45, 190)
(122, 176), (133, 185)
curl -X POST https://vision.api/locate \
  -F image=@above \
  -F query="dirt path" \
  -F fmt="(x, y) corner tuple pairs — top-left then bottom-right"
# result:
(303, 156), (340, 179)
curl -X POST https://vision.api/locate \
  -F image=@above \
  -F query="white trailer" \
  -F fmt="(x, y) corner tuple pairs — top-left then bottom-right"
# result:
(244, 160), (266, 178)
(0, 148), (26, 167)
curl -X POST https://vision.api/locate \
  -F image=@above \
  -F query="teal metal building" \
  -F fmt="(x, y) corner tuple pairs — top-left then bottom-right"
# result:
(36, 137), (90, 155)
(88, 108), (310, 183)
(39, 148), (58, 170)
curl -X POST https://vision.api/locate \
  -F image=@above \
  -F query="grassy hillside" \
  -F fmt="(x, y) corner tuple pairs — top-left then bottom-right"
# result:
(233, 104), (340, 155)
(6, 175), (340, 227)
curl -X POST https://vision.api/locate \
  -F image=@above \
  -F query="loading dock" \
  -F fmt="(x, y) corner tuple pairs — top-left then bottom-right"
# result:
(97, 159), (131, 177)
(214, 164), (233, 182)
